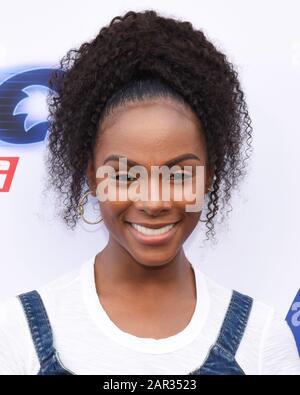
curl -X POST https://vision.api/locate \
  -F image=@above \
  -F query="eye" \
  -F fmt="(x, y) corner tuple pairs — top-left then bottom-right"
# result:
(169, 172), (193, 182)
(110, 172), (137, 183)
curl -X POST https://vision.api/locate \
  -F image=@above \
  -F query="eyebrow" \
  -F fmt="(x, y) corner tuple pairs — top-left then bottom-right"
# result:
(102, 153), (201, 167)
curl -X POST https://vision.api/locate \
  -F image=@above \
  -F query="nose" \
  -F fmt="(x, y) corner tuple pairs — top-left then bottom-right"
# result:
(134, 198), (172, 216)
(132, 176), (173, 216)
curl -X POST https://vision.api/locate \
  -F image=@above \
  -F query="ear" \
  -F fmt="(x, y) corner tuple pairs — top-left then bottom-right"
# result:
(86, 158), (97, 197)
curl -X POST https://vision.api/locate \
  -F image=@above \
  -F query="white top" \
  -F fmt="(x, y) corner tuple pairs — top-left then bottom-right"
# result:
(0, 256), (299, 375)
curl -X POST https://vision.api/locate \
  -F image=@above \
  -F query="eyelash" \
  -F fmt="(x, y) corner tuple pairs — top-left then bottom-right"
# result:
(110, 172), (193, 183)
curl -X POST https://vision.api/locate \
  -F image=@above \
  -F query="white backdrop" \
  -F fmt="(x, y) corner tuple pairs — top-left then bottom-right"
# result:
(0, 0), (299, 321)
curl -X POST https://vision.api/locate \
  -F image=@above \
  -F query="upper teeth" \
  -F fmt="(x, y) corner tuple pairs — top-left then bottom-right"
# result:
(131, 223), (175, 235)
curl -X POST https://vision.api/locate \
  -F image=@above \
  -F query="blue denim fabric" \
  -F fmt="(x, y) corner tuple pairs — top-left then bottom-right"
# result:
(189, 290), (253, 375)
(18, 291), (73, 375)
(18, 289), (253, 375)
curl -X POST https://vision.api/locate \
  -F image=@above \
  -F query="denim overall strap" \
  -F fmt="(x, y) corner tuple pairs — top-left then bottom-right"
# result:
(18, 290), (73, 375)
(215, 290), (253, 356)
(189, 290), (253, 375)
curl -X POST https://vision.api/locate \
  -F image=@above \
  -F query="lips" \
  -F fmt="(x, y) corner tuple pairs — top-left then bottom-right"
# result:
(126, 220), (181, 246)
(125, 221), (180, 229)
(131, 222), (175, 236)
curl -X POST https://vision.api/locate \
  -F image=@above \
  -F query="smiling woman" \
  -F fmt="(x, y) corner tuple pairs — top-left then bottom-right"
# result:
(0, 9), (299, 376)
(86, 96), (210, 265)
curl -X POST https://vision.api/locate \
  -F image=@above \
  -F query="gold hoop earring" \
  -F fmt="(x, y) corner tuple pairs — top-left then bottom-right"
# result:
(78, 190), (103, 225)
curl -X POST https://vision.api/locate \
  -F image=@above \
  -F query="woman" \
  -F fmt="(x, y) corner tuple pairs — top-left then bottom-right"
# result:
(0, 9), (299, 375)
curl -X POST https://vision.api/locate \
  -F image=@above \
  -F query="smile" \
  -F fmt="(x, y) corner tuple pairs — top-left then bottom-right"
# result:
(126, 221), (180, 246)
(130, 223), (175, 235)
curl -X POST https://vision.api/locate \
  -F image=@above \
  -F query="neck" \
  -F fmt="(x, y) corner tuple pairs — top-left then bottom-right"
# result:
(94, 235), (195, 299)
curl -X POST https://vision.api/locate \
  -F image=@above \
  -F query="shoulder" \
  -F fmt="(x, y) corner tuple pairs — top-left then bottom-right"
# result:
(198, 272), (300, 374)
(201, 272), (275, 334)
(258, 309), (300, 374)
(36, 262), (82, 299)
(0, 294), (27, 328)
(0, 259), (87, 374)
(34, 257), (92, 317)
(0, 295), (37, 374)
(237, 294), (300, 374)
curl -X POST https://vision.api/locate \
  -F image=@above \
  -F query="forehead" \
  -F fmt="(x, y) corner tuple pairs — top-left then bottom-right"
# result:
(95, 98), (206, 162)
(100, 98), (200, 130)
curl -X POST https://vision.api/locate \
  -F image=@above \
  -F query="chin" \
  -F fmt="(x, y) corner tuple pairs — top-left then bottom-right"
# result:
(129, 247), (180, 268)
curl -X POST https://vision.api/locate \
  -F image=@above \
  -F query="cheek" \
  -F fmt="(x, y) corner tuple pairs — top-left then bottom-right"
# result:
(177, 199), (202, 224)
(172, 180), (205, 215)
(99, 200), (129, 228)
(179, 212), (202, 246)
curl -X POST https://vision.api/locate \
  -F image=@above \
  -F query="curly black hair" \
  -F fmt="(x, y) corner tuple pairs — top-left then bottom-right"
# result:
(45, 9), (253, 243)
